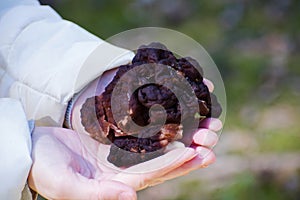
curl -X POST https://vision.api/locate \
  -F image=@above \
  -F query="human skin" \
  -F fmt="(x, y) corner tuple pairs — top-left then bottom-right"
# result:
(28, 123), (220, 200)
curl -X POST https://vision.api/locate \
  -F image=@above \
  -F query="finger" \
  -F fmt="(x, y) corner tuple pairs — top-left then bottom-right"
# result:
(203, 78), (214, 92)
(195, 146), (216, 167)
(111, 148), (197, 190)
(149, 147), (216, 185)
(199, 118), (223, 132)
(193, 129), (218, 147)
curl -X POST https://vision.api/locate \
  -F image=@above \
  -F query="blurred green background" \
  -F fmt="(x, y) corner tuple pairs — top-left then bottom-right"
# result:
(39, 0), (300, 199)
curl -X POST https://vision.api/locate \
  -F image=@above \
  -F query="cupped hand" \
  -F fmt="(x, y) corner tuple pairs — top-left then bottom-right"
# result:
(28, 127), (137, 200)
(28, 122), (221, 200)
(67, 69), (223, 192)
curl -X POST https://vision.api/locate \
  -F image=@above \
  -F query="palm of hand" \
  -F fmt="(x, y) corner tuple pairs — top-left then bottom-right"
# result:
(28, 127), (210, 200)
(28, 127), (138, 200)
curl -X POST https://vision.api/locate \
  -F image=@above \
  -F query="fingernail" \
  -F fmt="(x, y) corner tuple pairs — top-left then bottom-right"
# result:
(193, 129), (218, 147)
(196, 147), (216, 166)
(209, 119), (222, 132)
(119, 192), (135, 200)
(204, 130), (218, 147)
(196, 147), (211, 159)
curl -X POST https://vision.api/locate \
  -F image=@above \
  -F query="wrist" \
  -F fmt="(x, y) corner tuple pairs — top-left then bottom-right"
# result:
(66, 68), (118, 136)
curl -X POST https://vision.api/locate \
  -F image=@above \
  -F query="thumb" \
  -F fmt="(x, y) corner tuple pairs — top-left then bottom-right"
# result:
(90, 180), (137, 200)
(66, 178), (137, 200)
(37, 174), (137, 200)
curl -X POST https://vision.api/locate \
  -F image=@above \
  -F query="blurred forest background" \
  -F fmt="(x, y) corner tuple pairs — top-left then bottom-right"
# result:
(39, 0), (300, 199)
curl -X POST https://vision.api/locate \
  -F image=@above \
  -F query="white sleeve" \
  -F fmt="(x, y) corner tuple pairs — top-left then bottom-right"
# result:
(0, 98), (32, 200)
(0, 1), (134, 126)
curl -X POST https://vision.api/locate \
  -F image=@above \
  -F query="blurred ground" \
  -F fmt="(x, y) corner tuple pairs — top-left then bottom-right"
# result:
(39, 0), (300, 199)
